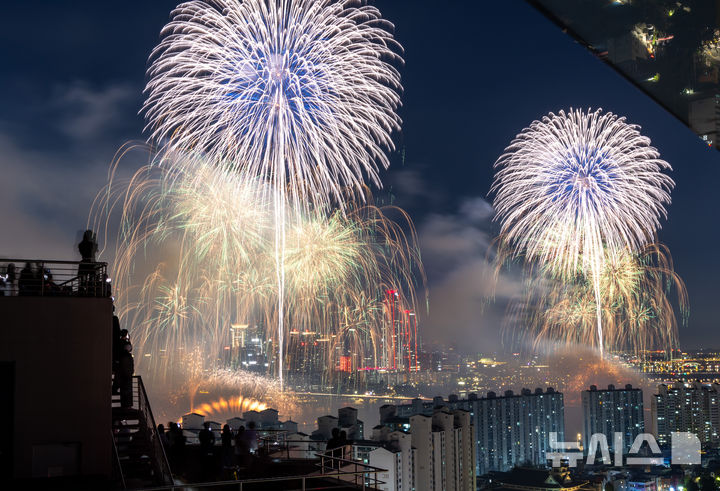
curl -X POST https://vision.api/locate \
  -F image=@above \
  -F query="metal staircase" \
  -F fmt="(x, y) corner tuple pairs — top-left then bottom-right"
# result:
(112, 376), (173, 489)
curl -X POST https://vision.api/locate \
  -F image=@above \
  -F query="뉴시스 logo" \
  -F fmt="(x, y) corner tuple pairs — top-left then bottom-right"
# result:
(547, 432), (701, 467)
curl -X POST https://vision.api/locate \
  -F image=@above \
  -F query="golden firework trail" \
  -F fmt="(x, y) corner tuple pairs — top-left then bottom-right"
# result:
(91, 147), (426, 398)
(504, 243), (687, 355)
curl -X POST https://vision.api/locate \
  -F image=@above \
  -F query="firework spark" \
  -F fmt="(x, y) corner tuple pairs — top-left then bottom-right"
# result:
(92, 149), (425, 401)
(183, 368), (296, 420)
(143, 0), (404, 386)
(492, 108), (674, 354)
(506, 244), (687, 354)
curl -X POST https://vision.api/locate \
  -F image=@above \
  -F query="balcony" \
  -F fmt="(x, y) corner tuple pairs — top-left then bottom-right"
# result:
(1, 259), (111, 298)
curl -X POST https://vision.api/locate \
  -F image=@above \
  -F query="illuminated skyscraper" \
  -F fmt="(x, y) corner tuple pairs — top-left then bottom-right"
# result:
(382, 289), (419, 372)
(582, 384), (644, 454)
(652, 382), (720, 447)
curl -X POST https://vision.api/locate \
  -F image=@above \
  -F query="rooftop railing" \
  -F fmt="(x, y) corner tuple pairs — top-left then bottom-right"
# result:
(0, 259), (111, 298)
(134, 456), (387, 491)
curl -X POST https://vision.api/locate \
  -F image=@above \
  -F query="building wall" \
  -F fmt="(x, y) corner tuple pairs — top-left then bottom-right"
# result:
(368, 447), (398, 491)
(285, 432), (316, 459)
(453, 410), (476, 490)
(583, 385), (644, 454)
(389, 431), (413, 490)
(476, 389), (564, 474)
(652, 382), (720, 447)
(410, 414), (433, 491)
(0, 296), (113, 479)
(431, 431), (445, 491)
(316, 415), (338, 440)
(433, 411), (454, 490)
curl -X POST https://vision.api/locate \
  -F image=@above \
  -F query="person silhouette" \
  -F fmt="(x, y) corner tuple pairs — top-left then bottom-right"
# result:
(199, 422), (216, 452)
(221, 424), (233, 460)
(18, 262), (35, 296)
(198, 422), (216, 480)
(234, 426), (250, 466)
(78, 229), (98, 261)
(77, 230), (98, 294)
(117, 330), (134, 408)
(157, 423), (170, 449)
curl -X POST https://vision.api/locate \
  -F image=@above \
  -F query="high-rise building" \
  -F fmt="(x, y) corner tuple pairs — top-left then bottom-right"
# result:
(582, 384), (644, 454)
(651, 382), (720, 447)
(382, 388), (565, 476)
(381, 290), (420, 372)
(476, 388), (564, 474)
(363, 407), (475, 491)
(355, 431), (413, 491)
(230, 322), (269, 374)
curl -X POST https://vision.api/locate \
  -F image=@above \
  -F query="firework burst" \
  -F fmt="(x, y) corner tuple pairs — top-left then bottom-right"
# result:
(143, 0), (404, 386)
(92, 148), (425, 401)
(143, 0), (403, 209)
(506, 244), (687, 354)
(492, 108), (674, 354)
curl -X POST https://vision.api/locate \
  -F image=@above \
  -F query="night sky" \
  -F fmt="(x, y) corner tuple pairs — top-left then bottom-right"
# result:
(1, 1), (717, 351)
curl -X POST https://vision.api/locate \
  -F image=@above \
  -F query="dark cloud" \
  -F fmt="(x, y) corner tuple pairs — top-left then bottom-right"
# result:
(0, 82), (144, 260)
(51, 82), (137, 141)
(416, 195), (522, 353)
(385, 166), (446, 210)
(0, 134), (99, 258)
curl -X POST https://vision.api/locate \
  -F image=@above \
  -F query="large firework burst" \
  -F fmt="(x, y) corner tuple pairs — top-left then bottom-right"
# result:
(492, 108), (674, 354)
(143, 0), (404, 386)
(143, 0), (403, 209)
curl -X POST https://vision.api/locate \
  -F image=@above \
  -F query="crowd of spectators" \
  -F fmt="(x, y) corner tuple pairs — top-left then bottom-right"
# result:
(0, 229), (109, 297)
(156, 420), (261, 478)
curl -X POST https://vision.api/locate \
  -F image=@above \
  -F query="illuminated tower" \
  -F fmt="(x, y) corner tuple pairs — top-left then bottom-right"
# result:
(383, 289), (399, 370)
(381, 290), (421, 373)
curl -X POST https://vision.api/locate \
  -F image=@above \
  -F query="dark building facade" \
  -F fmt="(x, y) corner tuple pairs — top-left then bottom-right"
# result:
(582, 384), (644, 455)
(0, 293), (113, 481)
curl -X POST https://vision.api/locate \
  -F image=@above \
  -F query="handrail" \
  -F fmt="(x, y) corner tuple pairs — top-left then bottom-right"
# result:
(258, 433), (326, 461)
(135, 376), (174, 486)
(1, 258), (109, 265)
(317, 448), (367, 469)
(111, 429), (127, 489)
(131, 465), (387, 491)
(129, 444), (388, 491)
(0, 259), (110, 297)
(316, 446), (387, 490)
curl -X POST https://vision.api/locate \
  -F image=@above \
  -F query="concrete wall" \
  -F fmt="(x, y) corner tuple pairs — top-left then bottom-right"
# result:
(410, 414), (432, 491)
(368, 447), (396, 491)
(0, 296), (112, 479)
